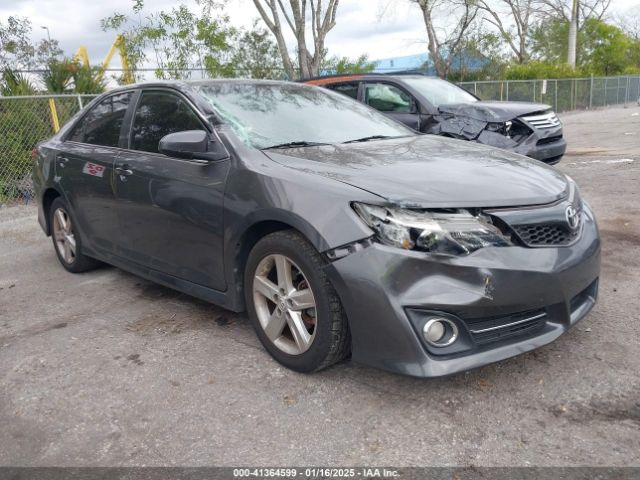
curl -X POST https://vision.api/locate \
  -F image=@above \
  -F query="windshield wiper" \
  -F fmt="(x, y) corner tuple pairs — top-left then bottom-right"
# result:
(342, 135), (393, 144)
(262, 141), (329, 150)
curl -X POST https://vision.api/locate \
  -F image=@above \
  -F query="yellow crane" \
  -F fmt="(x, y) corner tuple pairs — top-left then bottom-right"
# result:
(48, 34), (134, 133)
(73, 34), (134, 84)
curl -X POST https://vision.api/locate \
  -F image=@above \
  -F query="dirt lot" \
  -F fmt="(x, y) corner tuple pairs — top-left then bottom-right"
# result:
(1, 105), (639, 467)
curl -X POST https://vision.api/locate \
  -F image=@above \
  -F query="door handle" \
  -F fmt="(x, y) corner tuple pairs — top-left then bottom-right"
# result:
(57, 156), (69, 167)
(115, 165), (133, 177)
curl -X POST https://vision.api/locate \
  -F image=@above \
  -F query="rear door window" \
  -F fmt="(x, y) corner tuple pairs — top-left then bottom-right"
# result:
(130, 91), (204, 153)
(364, 82), (414, 113)
(68, 92), (132, 147)
(327, 82), (359, 100)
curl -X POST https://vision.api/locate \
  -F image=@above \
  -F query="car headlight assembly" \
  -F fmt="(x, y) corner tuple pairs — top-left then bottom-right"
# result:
(485, 121), (512, 136)
(352, 203), (513, 256)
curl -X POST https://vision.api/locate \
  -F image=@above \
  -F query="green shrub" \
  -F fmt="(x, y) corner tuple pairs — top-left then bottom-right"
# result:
(504, 62), (587, 80)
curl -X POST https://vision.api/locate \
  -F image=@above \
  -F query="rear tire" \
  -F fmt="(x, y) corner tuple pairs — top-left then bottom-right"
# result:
(49, 197), (101, 273)
(244, 230), (350, 373)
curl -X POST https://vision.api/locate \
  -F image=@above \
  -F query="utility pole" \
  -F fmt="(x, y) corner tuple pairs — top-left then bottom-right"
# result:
(40, 25), (51, 43)
(567, 0), (578, 67)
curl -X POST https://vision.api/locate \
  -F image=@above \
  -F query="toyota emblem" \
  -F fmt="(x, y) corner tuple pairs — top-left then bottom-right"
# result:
(566, 205), (580, 231)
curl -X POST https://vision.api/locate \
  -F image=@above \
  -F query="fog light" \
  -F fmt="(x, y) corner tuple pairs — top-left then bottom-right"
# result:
(422, 318), (458, 347)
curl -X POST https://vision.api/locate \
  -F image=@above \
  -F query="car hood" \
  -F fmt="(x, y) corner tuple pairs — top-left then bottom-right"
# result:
(438, 101), (551, 122)
(264, 135), (568, 208)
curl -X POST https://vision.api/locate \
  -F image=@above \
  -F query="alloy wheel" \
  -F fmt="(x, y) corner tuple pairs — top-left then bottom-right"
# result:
(52, 207), (76, 265)
(252, 254), (317, 355)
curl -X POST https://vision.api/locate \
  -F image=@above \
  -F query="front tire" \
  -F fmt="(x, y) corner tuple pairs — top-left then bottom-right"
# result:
(49, 197), (101, 273)
(244, 230), (350, 373)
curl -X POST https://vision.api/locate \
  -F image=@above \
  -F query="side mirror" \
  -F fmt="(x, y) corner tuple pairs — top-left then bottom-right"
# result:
(158, 130), (229, 162)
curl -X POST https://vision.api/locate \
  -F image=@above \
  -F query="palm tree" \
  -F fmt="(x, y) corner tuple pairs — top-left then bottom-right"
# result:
(0, 69), (36, 96)
(41, 59), (75, 93)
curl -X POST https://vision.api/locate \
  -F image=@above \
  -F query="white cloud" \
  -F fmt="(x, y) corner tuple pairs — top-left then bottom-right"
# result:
(2, 0), (637, 73)
(1, 0), (428, 69)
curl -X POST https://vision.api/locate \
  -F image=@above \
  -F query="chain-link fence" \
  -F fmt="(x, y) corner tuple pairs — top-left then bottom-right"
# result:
(0, 94), (98, 204)
(458, 75), (640, 112)
(2, 74), (640, 204)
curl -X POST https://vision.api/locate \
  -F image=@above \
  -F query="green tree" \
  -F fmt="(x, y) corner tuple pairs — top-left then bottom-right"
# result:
(41, 59), (75, 93)
(581, 19), (631, 75)
(0, 16), (63, 70)
(531, 18), (634, 75)
(530, 18), (569, 63)
(0, 68), (36, 95)
(321, 54), (375, 75)
(38, 58), (107, 94)
(72, 65), (107, 94)
(0, 16), (35, 69)
(100, 1), (146, 78)
(446, 27), (509, 81)
(411, 0), (479, 78)
(252, 0), (340, 80)
(102, 0), (236, 80)
(232, 23), (283, 79)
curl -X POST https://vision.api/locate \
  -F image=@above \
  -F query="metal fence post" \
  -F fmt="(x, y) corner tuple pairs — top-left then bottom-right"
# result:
(474, 82), (477, 96)
(506, 81), (509, 101)
(570, 79), (573, 110)
(589, 75), (593, 109)
(625, 76), (630, 106)
(533, 81), (536, 102)
(77, 95), (83, 110)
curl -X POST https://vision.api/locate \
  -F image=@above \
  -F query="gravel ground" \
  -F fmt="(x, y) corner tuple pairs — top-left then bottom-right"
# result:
(0, 105), (639, 467)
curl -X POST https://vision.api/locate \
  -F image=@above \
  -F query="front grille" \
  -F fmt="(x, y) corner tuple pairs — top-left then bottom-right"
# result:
(520, 112), (561, 129)
(513, 222), (581, 246)
(466, 309), (547, 345)
(486, 189), (584, 248)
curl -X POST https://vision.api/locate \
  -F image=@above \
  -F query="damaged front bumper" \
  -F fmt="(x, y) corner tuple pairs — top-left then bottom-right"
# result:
(431, 115), (567, 164)
(478, 124), (566, 164)
(325, 205), (600, 378)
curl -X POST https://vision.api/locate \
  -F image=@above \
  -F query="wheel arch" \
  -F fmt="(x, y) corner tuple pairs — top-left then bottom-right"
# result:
(41, 187), (63, 235)
(227, 210), (332, 311)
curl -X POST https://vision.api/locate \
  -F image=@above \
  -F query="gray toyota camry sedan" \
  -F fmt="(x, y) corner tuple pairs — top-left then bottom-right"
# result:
(33, 80), (600, 377)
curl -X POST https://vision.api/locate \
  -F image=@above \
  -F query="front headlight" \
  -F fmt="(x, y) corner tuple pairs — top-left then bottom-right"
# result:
(485, 121), (512, 136)
(352, 203), (513, 256)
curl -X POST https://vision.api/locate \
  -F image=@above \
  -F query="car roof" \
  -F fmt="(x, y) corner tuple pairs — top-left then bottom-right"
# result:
(303, 73), (438, 86)
(92, 79), (322, 123)
(105, 78), (298, 94)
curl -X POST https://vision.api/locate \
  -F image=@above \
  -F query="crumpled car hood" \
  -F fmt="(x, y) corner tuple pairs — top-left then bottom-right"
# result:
(438, 101), (551, 122)
(264, 135), (568, 208)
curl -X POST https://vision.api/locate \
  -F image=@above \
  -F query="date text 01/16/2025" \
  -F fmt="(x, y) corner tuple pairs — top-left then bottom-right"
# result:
(232, 468), (399, 478)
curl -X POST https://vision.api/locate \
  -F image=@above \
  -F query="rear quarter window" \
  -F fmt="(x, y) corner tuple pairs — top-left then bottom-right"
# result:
(67, 92), (132, 147)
